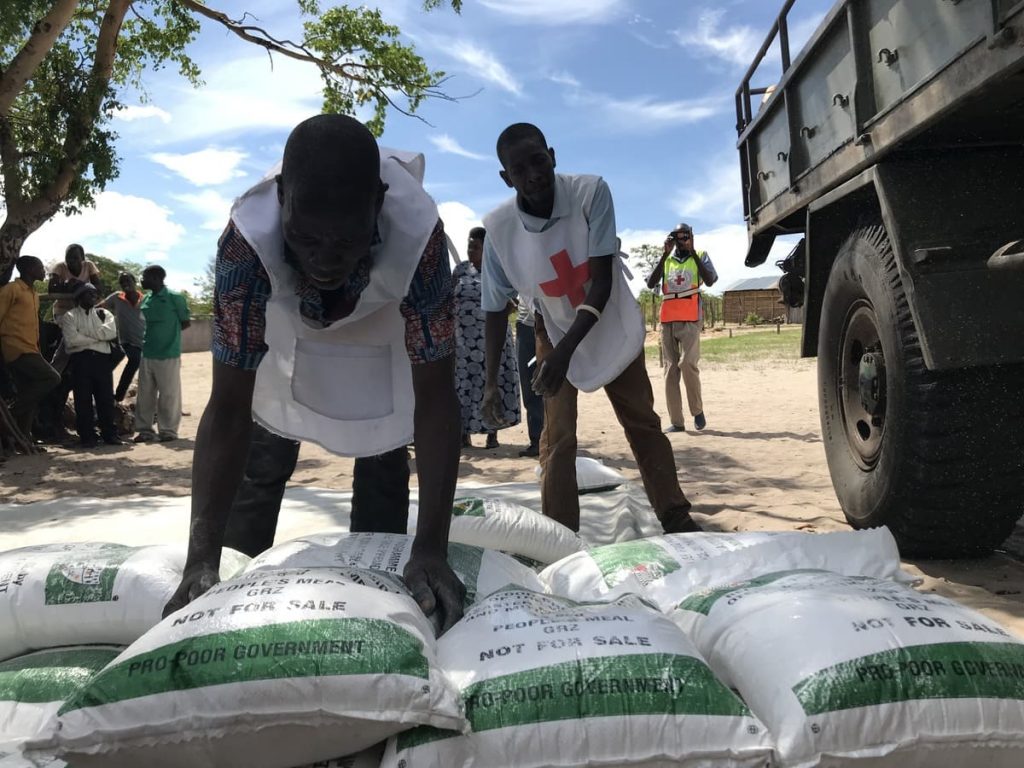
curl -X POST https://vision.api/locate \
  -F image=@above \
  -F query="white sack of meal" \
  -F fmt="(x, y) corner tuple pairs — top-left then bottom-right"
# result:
(25, 567), (465, 768)
(0, 751), (64, 768)
(246, 532), (542, 604)
(535, 456), (626, 493)
(0, 543), (249, 661)
(0, 645), (120, 753)
(291, 743), (383, 768)
(539, 528), (910, 610)
(672, 569), (1024, 767)
(382, 586), (773, 768)
(447, 497), (586, 565)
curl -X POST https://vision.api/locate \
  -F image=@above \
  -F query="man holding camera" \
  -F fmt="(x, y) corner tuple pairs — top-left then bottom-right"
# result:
(646, 223), (717, 432)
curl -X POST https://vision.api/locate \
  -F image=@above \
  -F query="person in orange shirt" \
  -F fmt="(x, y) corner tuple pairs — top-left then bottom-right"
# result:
(0, 256), (61, 440)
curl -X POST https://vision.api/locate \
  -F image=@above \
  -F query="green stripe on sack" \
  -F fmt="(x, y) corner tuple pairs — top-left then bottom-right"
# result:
(59, 618), (429, 714)
(453, 499), (487, 518)
(447, 543), (485, 602)
(397, 653), (749, 751)
(590, 540), (682, 588)
(675, 570), (824, 615)
(0, 648), (120, 704)
(44, 544), (135, 605)
(793, 641), (1024, 715)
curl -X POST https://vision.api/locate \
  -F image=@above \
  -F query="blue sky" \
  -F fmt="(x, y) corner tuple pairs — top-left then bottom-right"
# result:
(21, 0), (835, 295)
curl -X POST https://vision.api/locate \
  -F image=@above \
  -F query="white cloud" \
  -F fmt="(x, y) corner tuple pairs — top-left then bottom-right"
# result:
(172, 190), (235, 231)
(447, 42), (522, 96)
(149, 148), (248, 187)
(548, 70), (581, 87)
(673, 9), (760, 67)
(19, 191), (184, 269)
(567, 90), (726, 132)
(111, 104), (172, 123)
(671, 151), (743, 226)
(436, 201), (482, 265)
(135, 54), (324, 144)
(479, 0), (626, 25)
(429, 134), (488, 161)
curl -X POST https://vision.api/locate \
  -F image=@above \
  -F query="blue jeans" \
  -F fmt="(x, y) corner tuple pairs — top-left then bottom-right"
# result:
(516, 322), (544, 447)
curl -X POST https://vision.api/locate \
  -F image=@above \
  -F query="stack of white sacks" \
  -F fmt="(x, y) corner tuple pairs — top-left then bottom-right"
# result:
(2, 497), (1023, 767)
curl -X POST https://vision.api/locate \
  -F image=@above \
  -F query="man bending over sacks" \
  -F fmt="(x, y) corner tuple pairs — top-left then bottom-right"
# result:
(165, 115), (465, 632)
(481, 122), (701, 535)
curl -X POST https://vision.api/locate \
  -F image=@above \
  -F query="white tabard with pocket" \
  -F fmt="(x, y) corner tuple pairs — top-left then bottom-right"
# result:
(232, 149), (438, 457)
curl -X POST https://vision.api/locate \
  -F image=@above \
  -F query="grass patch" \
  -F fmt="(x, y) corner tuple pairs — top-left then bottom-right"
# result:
(646, 327), (802, 363)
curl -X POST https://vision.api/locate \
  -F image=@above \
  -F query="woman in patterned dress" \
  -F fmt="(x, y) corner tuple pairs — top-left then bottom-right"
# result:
(453, 227), (520, 448)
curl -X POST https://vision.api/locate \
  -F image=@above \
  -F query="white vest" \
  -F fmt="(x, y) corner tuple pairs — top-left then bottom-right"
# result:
(231, 149), (438, 457)
(483, 174), (644, 392)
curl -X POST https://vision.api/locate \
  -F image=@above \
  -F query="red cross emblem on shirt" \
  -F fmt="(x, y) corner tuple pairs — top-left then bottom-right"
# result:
(538, 249), (590, 307)
(670, 272), (691, 289)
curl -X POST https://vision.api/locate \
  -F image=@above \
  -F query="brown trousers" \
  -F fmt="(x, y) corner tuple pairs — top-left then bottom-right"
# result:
(661, 320), (703, 428)
(535, 316), (692, 532)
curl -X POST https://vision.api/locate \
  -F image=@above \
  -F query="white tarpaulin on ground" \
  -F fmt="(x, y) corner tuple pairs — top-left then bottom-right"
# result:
(0, 483), (663, 554)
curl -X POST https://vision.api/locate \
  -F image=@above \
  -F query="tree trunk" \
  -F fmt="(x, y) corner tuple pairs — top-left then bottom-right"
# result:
(0, 212), (31, 279)
(0, 0), (132, 278)
(0, 398), (36, 457)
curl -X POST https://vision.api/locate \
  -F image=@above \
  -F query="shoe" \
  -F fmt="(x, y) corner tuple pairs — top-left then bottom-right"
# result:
(662, 514), (702, 534)
(694, 413), (706, 430)
(133, 432), (156, 443)
(518, 444), (540, 458)
(102, 436), (124, 446)
(664, 424), (685, 434)
(485, 434), (499, 449)
(158, 434), (178, 442)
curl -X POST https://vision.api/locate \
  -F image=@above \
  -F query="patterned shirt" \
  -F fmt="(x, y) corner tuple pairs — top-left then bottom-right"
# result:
(213, 219), (455, 371)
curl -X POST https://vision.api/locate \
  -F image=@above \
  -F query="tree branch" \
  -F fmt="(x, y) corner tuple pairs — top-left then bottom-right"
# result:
(0, 117), (25, 209)
(0, 0), (82, 117)
(174, 0), (332, 69)
(23, 0), (131, 225)
(172, 0), (428, 91)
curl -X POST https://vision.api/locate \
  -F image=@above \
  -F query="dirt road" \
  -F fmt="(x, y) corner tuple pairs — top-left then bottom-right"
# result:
(2, 346), (1022, 636)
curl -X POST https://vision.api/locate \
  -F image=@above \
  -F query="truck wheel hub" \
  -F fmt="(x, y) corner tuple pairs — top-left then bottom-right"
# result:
(839, 303), (886, 469)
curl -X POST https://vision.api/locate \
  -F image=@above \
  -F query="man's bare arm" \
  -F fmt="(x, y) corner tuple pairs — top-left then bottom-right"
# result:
(163, 362), (255, 616)
(406, 355), (465, 633)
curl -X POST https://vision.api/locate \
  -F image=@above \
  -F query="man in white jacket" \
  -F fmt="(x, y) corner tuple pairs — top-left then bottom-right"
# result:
(58, 282), (123, 447)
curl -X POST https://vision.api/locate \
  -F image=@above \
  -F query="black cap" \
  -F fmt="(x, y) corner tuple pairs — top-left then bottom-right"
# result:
(670, 222), (693, 235)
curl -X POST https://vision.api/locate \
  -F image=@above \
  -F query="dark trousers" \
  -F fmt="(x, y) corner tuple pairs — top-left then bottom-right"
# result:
(0, 356), (15, 401)
(7, 353), (61, 437)
(516, 322), (544, 447)
(222, 421), (412, 557)
(115, 343), (142, 400)
(69, 350), (117, 442)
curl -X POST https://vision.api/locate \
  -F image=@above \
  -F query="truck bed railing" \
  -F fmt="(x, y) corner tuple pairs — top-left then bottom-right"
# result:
(736, 0), (1024, 256)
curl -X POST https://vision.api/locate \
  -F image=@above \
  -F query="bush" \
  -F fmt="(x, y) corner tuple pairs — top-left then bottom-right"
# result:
(744, 312), (765, 326)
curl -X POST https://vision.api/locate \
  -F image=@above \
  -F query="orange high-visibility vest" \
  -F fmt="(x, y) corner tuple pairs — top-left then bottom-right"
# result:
(660, 251), (702, 323)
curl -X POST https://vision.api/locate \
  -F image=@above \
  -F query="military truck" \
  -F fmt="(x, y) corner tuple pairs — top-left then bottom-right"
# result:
(736, 0), (1024, 557)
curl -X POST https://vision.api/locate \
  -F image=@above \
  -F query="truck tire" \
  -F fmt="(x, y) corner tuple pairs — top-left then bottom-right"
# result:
(818, 222), (1024, 557)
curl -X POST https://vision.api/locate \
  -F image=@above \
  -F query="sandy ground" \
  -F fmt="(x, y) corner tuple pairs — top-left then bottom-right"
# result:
(2, 340), (1023, 637)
